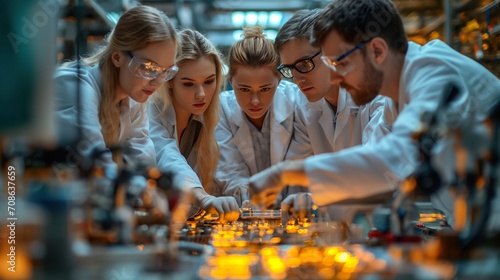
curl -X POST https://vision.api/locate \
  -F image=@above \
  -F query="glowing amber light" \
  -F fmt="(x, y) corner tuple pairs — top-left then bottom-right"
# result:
(345, 257), (358, 268)
(261, 247), (277, 256)
(286, 257), (301, 268)
(0, 249), (32, 280)
(148, 167), (161, 179)
(146, 179), (156, 187)
(137, 244), (144, 251)
(325, 246), (340, 256)
(266, 256), (286, 274)
(211, 268), (227, 279)
(319, 267), (335, 279)
(334, 252), (350, 263)
(322, 256), (335, 266)
(287, 246), (300, 257)
(235, 240), (247, 247)
(337, 271), (352, 280)
(271, 237), (281, 244)
(342, 258), (359, 273)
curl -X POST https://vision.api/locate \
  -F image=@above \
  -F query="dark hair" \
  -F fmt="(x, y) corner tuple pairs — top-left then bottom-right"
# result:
(311, 0), (408, 54)
(274, 9), (321, 52)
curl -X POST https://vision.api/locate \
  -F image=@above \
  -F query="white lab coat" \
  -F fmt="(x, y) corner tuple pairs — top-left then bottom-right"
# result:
(148, 100), (206, 191)
(216, 81), (301, 203)
(283, 85), (396, 222)
(304, 40), (500, 230)
(286, 87), (396, 159)
(53, 63), (156, 173)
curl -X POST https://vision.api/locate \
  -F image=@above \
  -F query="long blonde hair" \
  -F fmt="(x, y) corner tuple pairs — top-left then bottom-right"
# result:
(153, 29), (225, 193)
(82, 5), (177, 149)
(227, 25), (281, 80)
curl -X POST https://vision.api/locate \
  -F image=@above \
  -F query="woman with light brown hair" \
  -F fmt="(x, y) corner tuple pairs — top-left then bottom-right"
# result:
(149, 29), (240, 222)
(54, 5), (178, 173)
(215, 25), (306, 222)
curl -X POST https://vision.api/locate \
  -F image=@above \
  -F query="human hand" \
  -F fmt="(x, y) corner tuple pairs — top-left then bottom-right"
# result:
(280, 192), (313, 224)
(249, 160), (308, 209)
(200, 195), (240, 222)
(249, 163), (285, 209)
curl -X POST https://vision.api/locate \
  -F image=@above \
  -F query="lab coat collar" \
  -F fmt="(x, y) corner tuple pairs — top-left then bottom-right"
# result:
(332, 88), (351, 137)
(233, 111), (257, 174)
(164, 103), (203, 141)
(270, 88), (294, 164)
(271, 86), (294, 124)
(314, 87), (355, 149)
(227, 93), (244, 127)
(165, 103), (177, 128)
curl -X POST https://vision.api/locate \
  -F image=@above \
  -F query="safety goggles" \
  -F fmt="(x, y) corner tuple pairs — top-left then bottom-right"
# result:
(127, 51), (178, 82)
(320, 38), (373, 76)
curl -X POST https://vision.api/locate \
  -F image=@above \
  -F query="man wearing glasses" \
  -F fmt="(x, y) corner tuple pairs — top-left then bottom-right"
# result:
(276, 9), (396, 159)
(249, 0), (500, 231)
(273, 9), (397, 221)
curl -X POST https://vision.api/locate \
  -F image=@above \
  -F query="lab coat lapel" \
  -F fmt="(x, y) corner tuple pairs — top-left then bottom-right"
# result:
(231, 109), (258, 175)
(270, 92), (294, 165)
(333, 88), (350, 142)
(166, 105), (178, 142)
(318, 98), (336, 149)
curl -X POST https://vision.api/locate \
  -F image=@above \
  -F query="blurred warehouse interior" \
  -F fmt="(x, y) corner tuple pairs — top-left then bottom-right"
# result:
(56, 0), (499, 75)
(2, 0), (498, 139)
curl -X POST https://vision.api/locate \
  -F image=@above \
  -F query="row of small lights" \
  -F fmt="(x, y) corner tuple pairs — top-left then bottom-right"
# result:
(231, 11), (283, 41)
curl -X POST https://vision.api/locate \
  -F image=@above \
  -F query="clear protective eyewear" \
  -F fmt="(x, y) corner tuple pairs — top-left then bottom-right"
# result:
(320, 38), (373, 76)
(127, 51), (178, 82)
(277, 51), (321, 79)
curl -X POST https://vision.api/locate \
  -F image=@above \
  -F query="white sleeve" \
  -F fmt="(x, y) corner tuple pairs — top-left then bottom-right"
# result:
(305, 124), (417, 206)
(361, 95), (398, 146)
(285, 96), (314, 160)
(148, 101), (203, 189)
(215, 97), (251, 205)
(53, 67), (116, 171)
(123, 102), (156, 167)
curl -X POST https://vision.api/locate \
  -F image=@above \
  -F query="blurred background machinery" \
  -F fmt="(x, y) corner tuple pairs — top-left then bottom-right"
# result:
(55, 0), (500, 76)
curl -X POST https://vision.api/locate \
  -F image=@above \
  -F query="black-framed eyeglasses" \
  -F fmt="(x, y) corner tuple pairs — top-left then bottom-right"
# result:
(277, 51), (321, 79)
(320, 38), (373, 76)
(126, 51), (178, 82)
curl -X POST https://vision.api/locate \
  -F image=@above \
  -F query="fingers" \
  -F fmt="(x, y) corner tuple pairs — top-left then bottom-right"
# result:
(281, 193), (313, 223)
(215, 197), (240, 223)
(263, 190), (280, 210)
(241, 200), (252, 210)
(249, 164), (285, 206)
(240, 187), (250, 203)
(296, 193), (311, 222)
(281, 195), (293, 225)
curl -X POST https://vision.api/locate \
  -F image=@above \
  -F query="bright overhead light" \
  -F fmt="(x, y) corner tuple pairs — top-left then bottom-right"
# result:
(258, 11), (268, 27)
(233, 30), (244, 41)
(269, 11), (282, 27)
(265, 30), (278, 41)
(231, 12), (245, 27)
(245, 12), (258, 25)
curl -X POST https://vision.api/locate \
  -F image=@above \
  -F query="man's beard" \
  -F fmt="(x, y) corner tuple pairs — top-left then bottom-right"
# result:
(341, 59), (383, 106)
